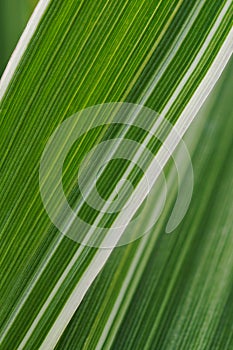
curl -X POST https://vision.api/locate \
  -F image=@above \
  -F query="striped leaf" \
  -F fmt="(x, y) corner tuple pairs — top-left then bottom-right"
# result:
(0, 0), (232, 349)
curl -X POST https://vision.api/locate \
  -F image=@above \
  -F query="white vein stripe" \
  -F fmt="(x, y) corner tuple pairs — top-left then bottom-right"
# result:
(0, 0), (51, 101)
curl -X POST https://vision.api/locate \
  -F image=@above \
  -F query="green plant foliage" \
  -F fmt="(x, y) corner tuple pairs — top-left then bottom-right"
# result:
(0, 0), (232, 349)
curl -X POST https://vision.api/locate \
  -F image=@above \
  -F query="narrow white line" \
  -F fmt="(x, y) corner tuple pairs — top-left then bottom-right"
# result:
(139, 0), (205, 105)
(0, 0), (51, 101)
(38, 29), (233, 350)
(157, 0), (232, 117)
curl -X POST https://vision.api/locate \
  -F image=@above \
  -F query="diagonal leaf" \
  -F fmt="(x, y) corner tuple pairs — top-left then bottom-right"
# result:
(0, 0), (232, 349)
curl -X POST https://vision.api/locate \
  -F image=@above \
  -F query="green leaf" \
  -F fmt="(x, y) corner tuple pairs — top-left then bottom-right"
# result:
(0, 0), (232, 349)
